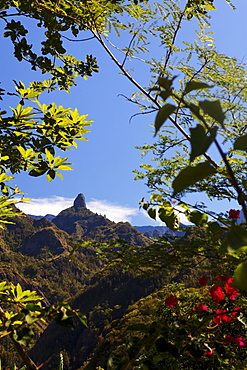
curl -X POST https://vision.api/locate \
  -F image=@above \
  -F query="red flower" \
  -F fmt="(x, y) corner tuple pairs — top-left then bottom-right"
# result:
(165, 294), (178, 308)
(205, 350), (214, 356)
(209, 285), (225, 303)
(224, 335), (234, 344)
(195, 303), (209, 313)
(213, 309), (232, 324)
(235, 336), (247, 347)
(225, 283), (240, 300)
(199, 276), (207, 286)
(232, 307), (241, 318)
(216, 275), (229, 283)
(228, 209), (240, 219)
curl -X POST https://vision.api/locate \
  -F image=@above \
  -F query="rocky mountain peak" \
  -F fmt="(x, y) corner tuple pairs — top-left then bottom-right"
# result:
(73, 193), (86, 210)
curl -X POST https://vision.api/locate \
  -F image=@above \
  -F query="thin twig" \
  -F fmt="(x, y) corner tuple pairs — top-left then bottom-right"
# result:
(104, 36), (148, 63)
(61, 34), (96, 42)
(121, 31), (138, 67)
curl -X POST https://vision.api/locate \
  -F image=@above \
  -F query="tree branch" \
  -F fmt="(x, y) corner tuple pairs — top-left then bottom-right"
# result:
(91, 30), (219, 169)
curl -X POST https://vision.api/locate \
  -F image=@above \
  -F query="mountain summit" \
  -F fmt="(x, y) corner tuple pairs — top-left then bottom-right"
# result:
(73, 193), (86, 209)
(52, 194), (149, 246)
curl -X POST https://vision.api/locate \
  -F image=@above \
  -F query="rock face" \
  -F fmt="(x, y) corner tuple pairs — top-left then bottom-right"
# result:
(73, 193), (86, 210)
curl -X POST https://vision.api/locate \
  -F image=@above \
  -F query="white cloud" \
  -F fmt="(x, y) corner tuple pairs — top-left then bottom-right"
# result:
(16, 196), (190, 226)
(16, 196), (139, 223)
(16, 196), (74, 216)
(87, 199), (138, 223)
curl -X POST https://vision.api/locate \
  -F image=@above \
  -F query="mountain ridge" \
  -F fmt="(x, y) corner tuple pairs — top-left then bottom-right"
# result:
(0, 193), (192, 369)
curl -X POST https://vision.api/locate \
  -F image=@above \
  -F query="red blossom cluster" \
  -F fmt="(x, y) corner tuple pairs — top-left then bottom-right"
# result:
(224, 335), (247, 346)
(195, 303), (208, 313)
(199, 276), (207, 286)
(197, 275), (245, 355)
(228, 209), (241, 219)
(164, 274), (245, 360)
(164, 294), (178, 308)
(196, 276), (241, 319)
(213, 307), (241, 324)
(205, 350), (214, 356)
(209, 275), (240, 302)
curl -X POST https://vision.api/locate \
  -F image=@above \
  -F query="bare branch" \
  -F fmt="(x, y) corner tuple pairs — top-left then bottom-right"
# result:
(61, 34), (95, 42)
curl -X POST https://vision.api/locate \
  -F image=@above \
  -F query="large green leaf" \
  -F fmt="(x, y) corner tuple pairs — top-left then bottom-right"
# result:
(157, 76), (177, 90)
(155, 104), (176, 134)
(158, 207), (180, 230)
(190, 124), (217, 162)
(199, 100), (225, 127)
(220, 223), (247, 254)
(187, 210), (208, 226)
(172, 161), (217, 196)
(148, 207), (156, 220)
(206, 221), (223, 241)
(75, 312), (87, 327)
(233, 262), (247, 289)
(234, 134), (247, 152)
(184, 81), (212, 94)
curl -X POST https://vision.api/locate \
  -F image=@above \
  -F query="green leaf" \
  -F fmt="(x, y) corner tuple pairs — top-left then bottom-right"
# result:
(25, 304), (43, 312)
(233, 262), (247, 289)
(10, 313), (25, 323)
(189, 124), (217, 162)
(15, 283), (22, 299)
(46, 169), (56, 182)
(148, 207), (156, 220)
(187, 210), (208, 226)
(155, 104), (176, 134)
(142, 201), (149, 211)
(157, 76), (177, 90)
(199, 100), (225, 127)
(25, 314), (39, 325)
(0, 281), (8, 293)
(45, 148), (54, 163)
(158, 207), (180, 230)
(221, 224), (247, 254)
(184, 81), (212, 94)
(172, 161), (217, 196)
(188, 103), (203, 121)
(234, 134), (247, 152)
(159, 91), (172, 101)
(206, 221), (223, 241)
(13, 327), (34, 346)
(56, 165), (72, 171)
(29, 168), (47, 177)
(75, 312), (87, 327)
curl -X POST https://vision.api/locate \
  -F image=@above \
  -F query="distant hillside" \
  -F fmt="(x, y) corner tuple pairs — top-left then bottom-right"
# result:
(28, 214), (55, 221)
(135, 225), (186, 238)
(29, 270), (169, 370)
(0, 194), (191, 369)
(0, 194), (150, 304)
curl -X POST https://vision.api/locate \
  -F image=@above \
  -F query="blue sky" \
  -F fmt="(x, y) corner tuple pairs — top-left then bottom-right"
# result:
(2, 1), (247, 225)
